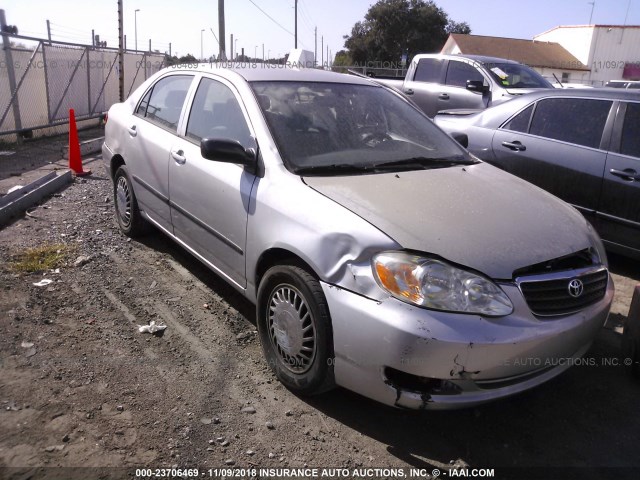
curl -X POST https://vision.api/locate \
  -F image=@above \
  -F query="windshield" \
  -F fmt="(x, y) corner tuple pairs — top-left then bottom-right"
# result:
(485, 63), (552, 89)
(250, 81), (471, 175)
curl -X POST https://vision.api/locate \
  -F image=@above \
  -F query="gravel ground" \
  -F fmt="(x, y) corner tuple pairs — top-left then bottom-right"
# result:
(1, 138), (639, 480)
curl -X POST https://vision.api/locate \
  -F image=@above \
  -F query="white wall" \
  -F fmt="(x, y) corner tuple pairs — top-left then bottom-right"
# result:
(535, 26), (594, 66)
(589, 27), (640, 83)
(535, 26), (640, 84)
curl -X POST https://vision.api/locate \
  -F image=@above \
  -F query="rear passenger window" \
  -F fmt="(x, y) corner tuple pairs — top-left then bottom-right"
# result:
(503, 104), (534, 133)
(621, 103), (640, 158)
(529, 98), (612, 149)
(138, 75), (193, 132)
(413, 58), (443, 83)
(186, 78), (253, 147)
(445, 61), (484, 88)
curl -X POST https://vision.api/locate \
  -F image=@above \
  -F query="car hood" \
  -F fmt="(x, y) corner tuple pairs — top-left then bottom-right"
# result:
(303, 163), (593, 280)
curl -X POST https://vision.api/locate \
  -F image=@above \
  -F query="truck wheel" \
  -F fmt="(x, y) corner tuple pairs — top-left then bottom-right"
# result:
(257, 265), (335, 395)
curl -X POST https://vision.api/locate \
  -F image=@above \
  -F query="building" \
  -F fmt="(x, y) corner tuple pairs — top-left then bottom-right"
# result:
(442, 26), (640, 86)
(534, 25), (640, 85)
(441, 33), (589, 84)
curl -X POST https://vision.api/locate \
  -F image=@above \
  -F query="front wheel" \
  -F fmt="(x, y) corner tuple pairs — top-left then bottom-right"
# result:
(257, 265), (335, 395)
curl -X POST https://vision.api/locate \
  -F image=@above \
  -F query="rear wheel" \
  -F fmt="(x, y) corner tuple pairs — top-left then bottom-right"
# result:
(257, 265), (335, 395)
(113, 165), (147, 237)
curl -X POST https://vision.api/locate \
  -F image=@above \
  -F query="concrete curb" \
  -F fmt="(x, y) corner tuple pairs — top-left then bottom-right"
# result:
(0, 170), (73, 226)
(62, 137), (104, 160)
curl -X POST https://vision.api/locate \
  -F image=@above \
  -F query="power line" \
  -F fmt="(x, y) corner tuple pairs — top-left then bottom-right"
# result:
(247, 0), (294, 36)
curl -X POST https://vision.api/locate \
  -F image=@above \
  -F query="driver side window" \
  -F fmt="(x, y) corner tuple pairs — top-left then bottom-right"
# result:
(186, 78), (253, 147)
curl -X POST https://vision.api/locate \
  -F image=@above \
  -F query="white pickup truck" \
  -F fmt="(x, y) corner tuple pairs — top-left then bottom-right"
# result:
(369, 53), (553, 117)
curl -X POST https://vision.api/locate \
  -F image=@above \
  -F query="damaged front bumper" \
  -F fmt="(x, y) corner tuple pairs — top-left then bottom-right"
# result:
(322, 276), (614, 410)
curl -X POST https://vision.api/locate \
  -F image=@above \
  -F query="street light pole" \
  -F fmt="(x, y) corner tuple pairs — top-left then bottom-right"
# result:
(201, 29), (205, 61)
(235, 38), (239, 59)
(134, 8), (140, 51)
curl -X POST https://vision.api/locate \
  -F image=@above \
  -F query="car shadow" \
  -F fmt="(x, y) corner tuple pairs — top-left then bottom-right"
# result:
(304, 324), (640, 471)
(136, 229), (256, 324)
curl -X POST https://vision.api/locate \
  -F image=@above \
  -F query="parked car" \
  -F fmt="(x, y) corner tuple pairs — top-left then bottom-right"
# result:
(434, 88), (640, 259)
(370, 54), (553, 117)
(605, 80), (640, 90)
(103, 65), (613, 409)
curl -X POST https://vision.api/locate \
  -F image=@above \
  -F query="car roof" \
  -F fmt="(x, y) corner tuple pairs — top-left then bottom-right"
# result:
(415, 53), (521, 65)
(517, 87), (640, 101)
(162, 63), (376, 85)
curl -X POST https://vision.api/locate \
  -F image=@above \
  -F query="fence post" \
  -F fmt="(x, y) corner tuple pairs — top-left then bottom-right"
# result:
(42, 42), (52, 122)
(87, 46), (92, 114)
(0, 9), (22, 133)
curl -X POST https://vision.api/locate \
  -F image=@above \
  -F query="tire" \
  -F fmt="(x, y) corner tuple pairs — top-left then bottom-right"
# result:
(113, 165), (148, 237)
(257, 265), (335, 395)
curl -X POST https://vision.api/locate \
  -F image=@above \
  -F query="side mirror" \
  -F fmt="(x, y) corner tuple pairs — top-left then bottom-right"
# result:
(466, 80), (489, 94)
(451, 132), (469, 148)
(200, 138), (256, 166)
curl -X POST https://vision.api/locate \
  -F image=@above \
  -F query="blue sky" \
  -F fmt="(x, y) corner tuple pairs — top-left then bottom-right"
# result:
(4, 0), (640, 60)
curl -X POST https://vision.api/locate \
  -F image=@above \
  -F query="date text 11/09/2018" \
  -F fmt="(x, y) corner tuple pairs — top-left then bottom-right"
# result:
(134, 467), (497, 478)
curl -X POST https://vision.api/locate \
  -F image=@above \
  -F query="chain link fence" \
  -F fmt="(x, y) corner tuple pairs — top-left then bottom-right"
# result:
(0, 34), (165, 139)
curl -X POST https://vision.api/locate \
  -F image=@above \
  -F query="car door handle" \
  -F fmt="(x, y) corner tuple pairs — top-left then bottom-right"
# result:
(171, 150), (186, 165)
(501, 141), (526, 152)
(438, 93), (450, 100)
(127, 125), (137, 137)
(609, 168), (639, 181)
(404, 88), (414, 95)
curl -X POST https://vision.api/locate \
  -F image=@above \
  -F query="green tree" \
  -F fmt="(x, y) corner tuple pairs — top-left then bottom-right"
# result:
(344, 0), (471, 63)
(333, 50), (353, 67)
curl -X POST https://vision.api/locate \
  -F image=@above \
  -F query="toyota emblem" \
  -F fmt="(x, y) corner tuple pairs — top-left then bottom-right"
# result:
(568, 279), (584, 298)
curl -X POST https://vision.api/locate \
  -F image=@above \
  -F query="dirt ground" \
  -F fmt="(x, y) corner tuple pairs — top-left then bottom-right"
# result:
(1, 133), (640, 480)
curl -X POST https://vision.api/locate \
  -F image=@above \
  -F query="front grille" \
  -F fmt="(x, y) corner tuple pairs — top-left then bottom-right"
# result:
(519, 268), (608, 317)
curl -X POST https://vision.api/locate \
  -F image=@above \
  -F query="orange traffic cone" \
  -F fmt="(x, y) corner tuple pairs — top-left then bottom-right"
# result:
(68, 109), (91, 176)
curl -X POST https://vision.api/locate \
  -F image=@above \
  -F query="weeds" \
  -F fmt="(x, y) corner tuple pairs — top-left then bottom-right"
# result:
(10, 243), (73, 273)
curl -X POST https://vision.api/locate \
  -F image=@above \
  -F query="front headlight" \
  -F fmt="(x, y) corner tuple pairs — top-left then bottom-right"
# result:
(372, 251), (513, 316)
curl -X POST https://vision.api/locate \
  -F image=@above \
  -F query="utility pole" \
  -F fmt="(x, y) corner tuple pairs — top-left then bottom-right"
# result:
(117, 0), (124, 101)
(262, 43), (264, 62)
(588, 2), (595, 25)
(46, 19), (51, 43)
(134, 8), (140, 51)
(321, 35), (324, 66)
(230, 33), (233, 60)
(314, 27), (317, 66)
(201, 29), (205, 61)
(294, 0), (298, 49)
(218, 0), (226, 60)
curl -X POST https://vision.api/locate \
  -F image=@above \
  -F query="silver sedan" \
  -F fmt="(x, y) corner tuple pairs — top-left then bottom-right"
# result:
(103, 64), (613, 409)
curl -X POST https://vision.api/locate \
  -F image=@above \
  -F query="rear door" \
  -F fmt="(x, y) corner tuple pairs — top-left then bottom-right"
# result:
(403, 57), (445, 117)
(491, 97), (613, 217)
(127, 74), (194, 231)
(598, 101), (640, 253)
